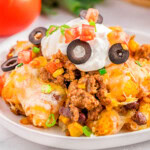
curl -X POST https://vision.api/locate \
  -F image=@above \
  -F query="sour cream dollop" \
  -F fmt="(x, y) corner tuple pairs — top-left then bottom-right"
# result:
(41, 18), (111, 71)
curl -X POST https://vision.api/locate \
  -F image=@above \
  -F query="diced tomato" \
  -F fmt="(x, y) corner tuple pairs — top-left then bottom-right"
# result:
(46, 62), (63, 74)
(85, 8), (99, 22)
(18, 50), (32, 64)
(0, 74), (5, 96)
(65, 27), (80, 43)
(80, 24), (95, 41)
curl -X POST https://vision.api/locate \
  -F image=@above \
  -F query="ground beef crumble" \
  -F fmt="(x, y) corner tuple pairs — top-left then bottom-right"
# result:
(67, 79), (103, 121)
(39, 51), (88, 87)
(38, 51), (115, 122)
(88, 105), (102, 121)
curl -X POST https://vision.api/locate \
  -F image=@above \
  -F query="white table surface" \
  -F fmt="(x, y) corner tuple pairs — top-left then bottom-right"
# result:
(0, 0), (150, 150)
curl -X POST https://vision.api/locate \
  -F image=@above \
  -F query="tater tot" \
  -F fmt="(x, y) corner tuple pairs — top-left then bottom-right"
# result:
(93, 110), (122, 135)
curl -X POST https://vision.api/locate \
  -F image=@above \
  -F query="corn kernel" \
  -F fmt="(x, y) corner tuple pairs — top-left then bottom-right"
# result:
(78, 83), (86, 89)
(68, 122), (83, 137)
(52, 68), (64, 78)
(59, 115), (70, 125)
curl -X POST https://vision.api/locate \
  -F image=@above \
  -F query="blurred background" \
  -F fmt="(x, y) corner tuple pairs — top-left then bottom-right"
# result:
(0, 0), (150, 42)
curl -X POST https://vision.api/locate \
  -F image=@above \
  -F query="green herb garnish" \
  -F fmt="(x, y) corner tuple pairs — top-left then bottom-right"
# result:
(32, 47), (40, 53)
(46, 25), (59, 37)
(60, 24), (70, 35)
(82, 126), (92, 137)
(135, 61), (142, 67)
(99, 68), (107, 75)
(46, 114), (56, 128)
(17, 63), (23, 68)
(89, 21), (97, 32)
(41, 84), (52, 94)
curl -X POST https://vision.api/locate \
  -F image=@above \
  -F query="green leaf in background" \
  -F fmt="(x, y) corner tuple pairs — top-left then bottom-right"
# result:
(42, 0), (104, 15)
(42, 4), (57, 15)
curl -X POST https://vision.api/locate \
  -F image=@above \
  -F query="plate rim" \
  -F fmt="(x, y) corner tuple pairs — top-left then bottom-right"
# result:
(0, 110), (150, 140)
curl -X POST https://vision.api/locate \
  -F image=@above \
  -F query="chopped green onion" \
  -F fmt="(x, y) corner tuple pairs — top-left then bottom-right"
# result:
(82, 126), (92, 137)
(60, 24), (70, 35)
(32, 47), (40, 53)
(46, 114), (56, 128)
(89, 21), (97, 32)
(99, 68), (107, 75)
(41, 84), (52, 94)
(17, 63), (23, 68)
(46, 25), (59, 37)
(135, 61), (142, 67)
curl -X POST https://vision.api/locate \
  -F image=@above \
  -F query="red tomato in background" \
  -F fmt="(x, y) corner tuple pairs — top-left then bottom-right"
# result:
(0, 0), (41, 36)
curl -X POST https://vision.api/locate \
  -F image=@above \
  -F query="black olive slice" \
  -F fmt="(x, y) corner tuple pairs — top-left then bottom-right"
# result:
(97, 14), (103, 24)
(79, 10), (87, 19)
(67, 39), (91, 64)
(79, 10), (103, 24)
(1, 56), (18, 72)
(109, 43), (129, 64)
(29, 27), (47, 45)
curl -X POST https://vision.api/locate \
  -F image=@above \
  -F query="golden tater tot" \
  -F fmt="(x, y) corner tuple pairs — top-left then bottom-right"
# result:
(93, 110), (122, 135)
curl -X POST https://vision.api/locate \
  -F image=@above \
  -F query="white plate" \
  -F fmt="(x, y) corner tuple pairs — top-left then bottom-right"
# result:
(0, 29), (150, 150)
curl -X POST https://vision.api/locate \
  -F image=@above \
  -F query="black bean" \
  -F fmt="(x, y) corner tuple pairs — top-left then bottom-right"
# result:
(124, 102), (139, 110)
(74, 69), (81, 79)
(132, 111), (147, 125)
(81, 108), (88, 117)
(64, 81), (70, 88)
(59, 107), (71, 118)
(78, 113), (86, 125)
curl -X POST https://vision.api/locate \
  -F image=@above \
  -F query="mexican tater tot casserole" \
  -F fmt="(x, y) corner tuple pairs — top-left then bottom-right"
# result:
(1, 8), (150, 137)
